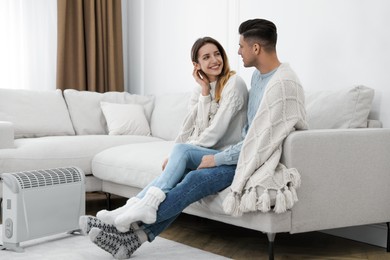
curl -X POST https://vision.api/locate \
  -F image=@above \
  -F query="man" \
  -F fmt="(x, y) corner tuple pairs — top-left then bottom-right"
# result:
(81, 18), (307, 259)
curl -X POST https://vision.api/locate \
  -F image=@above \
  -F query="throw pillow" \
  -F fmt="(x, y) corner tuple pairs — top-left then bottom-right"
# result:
(100, 102), (151, 136)
(305, 85), (374, 129)
(63, 89), (155, 135)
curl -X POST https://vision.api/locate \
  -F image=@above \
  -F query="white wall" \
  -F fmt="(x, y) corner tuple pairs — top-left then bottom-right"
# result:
(123, 0), (233, 95)
(238, 0), (390, 127)
(122, 0), (390, 127)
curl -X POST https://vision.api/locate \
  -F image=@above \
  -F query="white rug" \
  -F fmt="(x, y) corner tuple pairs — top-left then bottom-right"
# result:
(0, 226), (230, 260)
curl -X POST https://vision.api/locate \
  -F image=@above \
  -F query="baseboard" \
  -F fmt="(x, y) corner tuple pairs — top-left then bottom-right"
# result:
(321, 223), (388, 248)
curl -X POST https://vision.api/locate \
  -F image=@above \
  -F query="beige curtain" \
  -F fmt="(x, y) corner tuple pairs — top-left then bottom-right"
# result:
(57, 0), (124, 92)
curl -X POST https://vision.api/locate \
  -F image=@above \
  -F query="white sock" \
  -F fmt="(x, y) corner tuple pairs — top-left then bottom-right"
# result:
(115, 187), (166, 232)
(79, 215), (124, 235)
(97, 197), (140, 225)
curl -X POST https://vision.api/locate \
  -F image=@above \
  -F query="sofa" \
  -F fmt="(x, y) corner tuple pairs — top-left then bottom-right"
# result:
(0, 88), (189, 196)
(1, 86), (390, 259)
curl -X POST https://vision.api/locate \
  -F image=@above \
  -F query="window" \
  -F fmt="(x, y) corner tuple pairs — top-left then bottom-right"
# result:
(0, 0), (57, 90)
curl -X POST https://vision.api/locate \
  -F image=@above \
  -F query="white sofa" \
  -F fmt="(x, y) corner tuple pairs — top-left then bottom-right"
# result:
(1, 86), (390, 258)
(0, 88), (189, 195)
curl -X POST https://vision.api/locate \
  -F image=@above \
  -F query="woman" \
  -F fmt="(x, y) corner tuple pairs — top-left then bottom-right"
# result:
(81, 37), (248, 233)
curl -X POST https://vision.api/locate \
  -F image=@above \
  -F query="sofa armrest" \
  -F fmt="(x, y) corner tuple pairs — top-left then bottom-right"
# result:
(0, 121), (15, 148)
(282, 128), (390, 234)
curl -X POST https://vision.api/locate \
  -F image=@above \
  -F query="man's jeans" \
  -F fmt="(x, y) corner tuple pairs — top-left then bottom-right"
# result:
(137, 143), (220, 198)
(142, 164), (236, 241)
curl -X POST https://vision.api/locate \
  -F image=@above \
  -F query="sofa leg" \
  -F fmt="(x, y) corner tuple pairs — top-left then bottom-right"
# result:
(267, 232), (276, 260)
(105, 192), (111, 210)
(387, 222), (390, 252)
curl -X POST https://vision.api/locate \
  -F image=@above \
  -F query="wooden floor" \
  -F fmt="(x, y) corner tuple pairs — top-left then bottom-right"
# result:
(85, 192), (390, 260)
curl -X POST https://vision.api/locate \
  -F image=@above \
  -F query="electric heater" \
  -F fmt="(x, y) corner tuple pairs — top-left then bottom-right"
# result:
(0, 167), (85, 252)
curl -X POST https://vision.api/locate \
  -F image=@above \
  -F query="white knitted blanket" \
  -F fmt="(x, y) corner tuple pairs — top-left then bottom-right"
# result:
(222, 64), (308, 216)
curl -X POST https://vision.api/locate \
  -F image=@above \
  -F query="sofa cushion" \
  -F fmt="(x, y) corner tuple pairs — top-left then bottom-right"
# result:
(92, 141), (175, 189)
(0, 135), (163, 175)
(100, 102), (151, 136)
(150, 92), (191, 140)
(0, 89), (75, 138)
(63, 90), (154, 135)
(305, 85), (374, 129)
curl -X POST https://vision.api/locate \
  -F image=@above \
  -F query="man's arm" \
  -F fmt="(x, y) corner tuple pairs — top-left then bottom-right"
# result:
(197, 140), (244, 169)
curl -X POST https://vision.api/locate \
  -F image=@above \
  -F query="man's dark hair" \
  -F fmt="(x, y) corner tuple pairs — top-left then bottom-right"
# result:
(239, 19), (277, 52)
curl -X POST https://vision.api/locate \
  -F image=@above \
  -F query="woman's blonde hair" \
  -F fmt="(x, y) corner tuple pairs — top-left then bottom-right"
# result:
(191, 37), (235, 103)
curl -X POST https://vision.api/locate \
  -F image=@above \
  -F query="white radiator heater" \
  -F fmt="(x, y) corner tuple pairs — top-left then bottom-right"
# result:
(0, 167), (85, 252)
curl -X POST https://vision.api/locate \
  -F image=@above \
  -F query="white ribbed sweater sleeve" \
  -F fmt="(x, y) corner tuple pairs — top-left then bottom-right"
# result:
(174, 85), (211, 144)
(194, 91), (213, 135)
(189, 75), (246, 148)
(175, 75), (247, 149)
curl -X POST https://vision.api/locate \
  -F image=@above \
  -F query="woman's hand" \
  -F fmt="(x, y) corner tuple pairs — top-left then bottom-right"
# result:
(162, 157), (169, 170)
(192, 66), (210, 96)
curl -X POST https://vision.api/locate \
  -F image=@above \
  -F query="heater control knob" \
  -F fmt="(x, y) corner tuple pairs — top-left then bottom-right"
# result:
(5, 218), (13, 238)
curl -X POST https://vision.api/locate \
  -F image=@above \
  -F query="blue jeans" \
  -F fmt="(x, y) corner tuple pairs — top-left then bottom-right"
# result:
(137, 143), (220, 198)
(141, 164), (237, 241)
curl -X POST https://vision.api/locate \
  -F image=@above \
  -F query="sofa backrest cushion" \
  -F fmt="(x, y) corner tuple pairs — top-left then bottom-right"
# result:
(150, 92), (191, 140)
(0, 88), (75, 138)
(64, 90), (154, 135)
(100, 102), (151, 136)
(305, 85), (374, 129)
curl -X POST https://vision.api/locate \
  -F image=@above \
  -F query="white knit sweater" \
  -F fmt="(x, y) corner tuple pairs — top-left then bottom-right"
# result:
(175, 74), (248, 150)
(222, 64), (308, 216)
